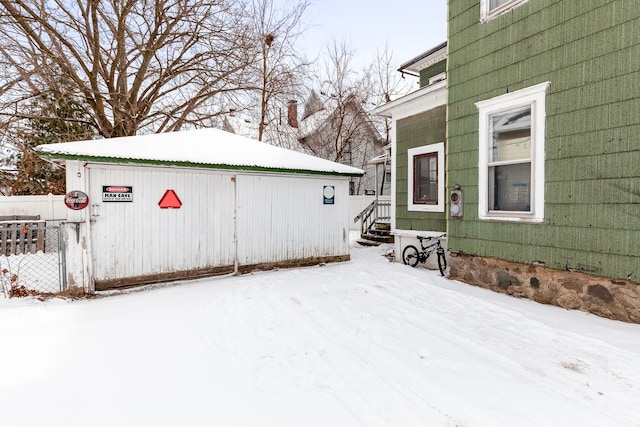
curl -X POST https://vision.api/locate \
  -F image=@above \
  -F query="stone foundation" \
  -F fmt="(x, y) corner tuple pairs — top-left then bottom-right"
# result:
(449, 252), (640, 323)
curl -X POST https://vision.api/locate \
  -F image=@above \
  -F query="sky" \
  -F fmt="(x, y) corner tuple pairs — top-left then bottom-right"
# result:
(291, 0), (448, 70)
(2, 235), (639, 426)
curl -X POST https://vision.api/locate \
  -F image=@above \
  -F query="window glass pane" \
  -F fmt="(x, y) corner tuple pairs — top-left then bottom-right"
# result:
(489, 162), (531, 211)
(414, 154), (438, 204)
(429, 156), (437, 181)
(490, 0), (511, 10)
(490, 107), (531, 163)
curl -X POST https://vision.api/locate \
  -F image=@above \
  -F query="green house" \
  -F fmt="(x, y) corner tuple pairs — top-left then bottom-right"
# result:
(373, 42), (448, 264)
(446, 0), (640, 322)
(377, 0), (640, 322)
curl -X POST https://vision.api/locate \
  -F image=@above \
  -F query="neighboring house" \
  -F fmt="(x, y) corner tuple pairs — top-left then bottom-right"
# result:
(372, 42), (448, 262)
(221, 110), (260, 140)
(445, 0), (640, 322)
(221, 109), (305, 153)
(222, 92), (389, 196)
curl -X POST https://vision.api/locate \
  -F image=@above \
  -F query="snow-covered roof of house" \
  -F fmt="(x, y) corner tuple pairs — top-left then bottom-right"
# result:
(221, 113), (309, 154)
(297, 93), (384, 144)
(298, 107), (331, 140)
(222, 115), (260, 139)
(35, 128), (364, 177)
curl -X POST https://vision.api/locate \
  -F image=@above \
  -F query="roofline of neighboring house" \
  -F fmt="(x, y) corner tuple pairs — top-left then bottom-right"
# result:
(371, 79), (447, 118)
(398, 41), (447, 76)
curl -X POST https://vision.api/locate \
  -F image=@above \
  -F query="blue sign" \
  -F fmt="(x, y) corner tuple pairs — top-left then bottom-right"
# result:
(323, 186), (335, 205)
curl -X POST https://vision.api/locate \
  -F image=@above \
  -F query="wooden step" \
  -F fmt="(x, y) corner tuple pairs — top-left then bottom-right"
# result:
(360, 232), (394, 244)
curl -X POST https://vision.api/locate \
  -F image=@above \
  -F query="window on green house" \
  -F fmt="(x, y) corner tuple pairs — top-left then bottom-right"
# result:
(476, 82), (550, 222)
(490, 0), (511, 9)
(481, 0), (529, 22)
(407, 142), (444, 213)
(414, 152), (438, 204)
(489, 107), (531, 211)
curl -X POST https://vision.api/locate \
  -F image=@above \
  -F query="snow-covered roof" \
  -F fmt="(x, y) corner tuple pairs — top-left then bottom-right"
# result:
(35, 128), (364, 176)
(298, 108), (331, 139)
(221, 114), (309, 154)
(222, 115), (260, 139)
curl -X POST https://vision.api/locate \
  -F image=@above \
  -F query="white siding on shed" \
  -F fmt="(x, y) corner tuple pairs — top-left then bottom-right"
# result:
(85, 164), (350, 287)
(236, 175), (349, 265)
(88, 164), (235, 283)
(49, 129), (361, 291)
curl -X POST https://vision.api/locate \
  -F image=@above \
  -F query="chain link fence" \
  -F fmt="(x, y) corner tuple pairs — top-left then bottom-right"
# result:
(0, 221), (66, 296)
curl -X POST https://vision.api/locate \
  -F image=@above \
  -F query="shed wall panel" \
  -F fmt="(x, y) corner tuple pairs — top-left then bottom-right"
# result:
(236, 175), (349, 265)
(88, 165), (235, 282)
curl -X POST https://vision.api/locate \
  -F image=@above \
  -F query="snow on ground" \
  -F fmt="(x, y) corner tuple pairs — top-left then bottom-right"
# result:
(1, 236), (639, 427)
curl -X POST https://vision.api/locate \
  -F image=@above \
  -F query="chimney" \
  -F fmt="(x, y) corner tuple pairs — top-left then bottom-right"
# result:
(287, 100), (298, 128)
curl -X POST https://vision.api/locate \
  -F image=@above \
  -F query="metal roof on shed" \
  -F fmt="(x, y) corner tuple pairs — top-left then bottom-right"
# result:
(36, 128), (364, 177)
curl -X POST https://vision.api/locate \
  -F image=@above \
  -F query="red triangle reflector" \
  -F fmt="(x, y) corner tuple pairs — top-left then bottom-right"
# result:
(158, 189), (182, 209)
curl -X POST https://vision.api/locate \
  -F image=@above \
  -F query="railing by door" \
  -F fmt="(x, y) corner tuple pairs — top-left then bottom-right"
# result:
(353, 199), (391, 238)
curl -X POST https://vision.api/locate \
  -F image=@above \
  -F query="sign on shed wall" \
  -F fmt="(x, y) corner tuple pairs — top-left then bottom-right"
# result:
(102, 186), (133, 202)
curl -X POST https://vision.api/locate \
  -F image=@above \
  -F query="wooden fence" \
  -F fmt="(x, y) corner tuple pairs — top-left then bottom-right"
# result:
(0, 216), (46, 256)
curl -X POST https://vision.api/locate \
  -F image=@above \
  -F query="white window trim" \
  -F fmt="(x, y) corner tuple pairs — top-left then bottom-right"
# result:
(476, 82), (550, 222)
(480, 0), (529, 23)
(407, 142), (444, 213)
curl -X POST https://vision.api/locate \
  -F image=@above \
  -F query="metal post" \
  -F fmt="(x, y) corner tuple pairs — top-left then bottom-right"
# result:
(374, 162), (379, 220)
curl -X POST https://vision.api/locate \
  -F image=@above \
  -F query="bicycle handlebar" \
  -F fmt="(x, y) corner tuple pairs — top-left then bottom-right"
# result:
(416, 233), (446, 241)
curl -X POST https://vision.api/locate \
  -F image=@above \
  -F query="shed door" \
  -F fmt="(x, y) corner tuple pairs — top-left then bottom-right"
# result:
(88, 165), (236, 288)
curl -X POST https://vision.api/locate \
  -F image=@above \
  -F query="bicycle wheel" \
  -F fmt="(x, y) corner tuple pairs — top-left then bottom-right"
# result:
(437, 249), (447, 276)
(402, 245), (420, 267)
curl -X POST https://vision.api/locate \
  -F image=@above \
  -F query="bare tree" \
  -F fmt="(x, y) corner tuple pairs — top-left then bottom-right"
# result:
(303, 41), (369, 162)
(247, 0), (309, 142)
(0, 0), (258, 138)
(364, 44), (414, 195)
(296, 41), (383, 194)
(366, 43), (414, 143)
(299, 41), (413, 195)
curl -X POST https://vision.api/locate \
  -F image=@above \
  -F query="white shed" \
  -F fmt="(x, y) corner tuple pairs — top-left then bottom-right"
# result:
(36, 128), (363, 291)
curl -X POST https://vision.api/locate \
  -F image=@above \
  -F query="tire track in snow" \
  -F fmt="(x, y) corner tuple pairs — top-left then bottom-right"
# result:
(268, 286), (464, 427)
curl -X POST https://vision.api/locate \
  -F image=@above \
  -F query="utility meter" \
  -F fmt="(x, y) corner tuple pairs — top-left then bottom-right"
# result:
(450, 185), (463, 218)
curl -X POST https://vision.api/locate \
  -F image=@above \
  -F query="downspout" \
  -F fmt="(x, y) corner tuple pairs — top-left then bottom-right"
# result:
(374, 162), (379, 219)
(83, 163), (95, 292)
(232, 175), (238, 275)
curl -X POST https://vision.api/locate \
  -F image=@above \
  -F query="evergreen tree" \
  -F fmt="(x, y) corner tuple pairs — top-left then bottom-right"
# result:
(6, 90), (95, 195)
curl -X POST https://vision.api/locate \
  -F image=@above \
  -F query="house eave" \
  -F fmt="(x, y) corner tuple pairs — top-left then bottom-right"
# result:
(372, 80), (447, 118)
(398, 42), (447, 75)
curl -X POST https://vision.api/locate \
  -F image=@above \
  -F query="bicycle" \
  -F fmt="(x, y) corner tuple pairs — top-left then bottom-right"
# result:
(402, 234), (447, 276)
